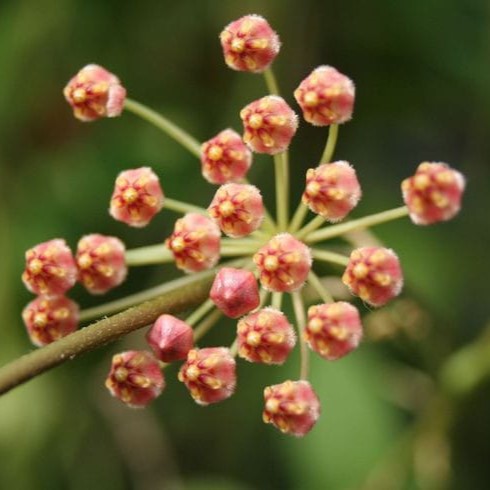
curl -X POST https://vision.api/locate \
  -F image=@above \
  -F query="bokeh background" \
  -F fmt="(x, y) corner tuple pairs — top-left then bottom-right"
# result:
(0, 0), (489, 489)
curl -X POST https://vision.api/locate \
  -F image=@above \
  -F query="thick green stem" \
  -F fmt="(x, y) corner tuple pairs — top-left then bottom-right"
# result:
(0, 273), (214, 396)
(124, 98), (201, 158)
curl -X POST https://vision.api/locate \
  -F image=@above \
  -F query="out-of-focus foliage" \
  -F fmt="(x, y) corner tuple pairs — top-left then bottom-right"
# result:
(0, 0), (488, 489)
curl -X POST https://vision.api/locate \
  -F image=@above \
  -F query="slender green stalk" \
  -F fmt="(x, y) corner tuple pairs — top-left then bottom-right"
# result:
(292, 292), (309, 380)
(164, 197), (207, 215)
(311, 248), (350, 267)
(258, 289), (270, 309)
(296, 215), (325, 240)
(274, 152), (289, 230)
(264, 67), (280, 95)
(229, 338), (239, 357)
(306, 206), (409, 244)
(186, 298), (215, 326)
(308, 271), (334, 303)
(124, 98), (201, 158)
(193, 309), (223, 343)
(288, 202), (310, 234)
(125, 245), (172, 266)
(271, 292), (283, 310)
(221, 245), (259, 257)
(320, 124), (339, 163)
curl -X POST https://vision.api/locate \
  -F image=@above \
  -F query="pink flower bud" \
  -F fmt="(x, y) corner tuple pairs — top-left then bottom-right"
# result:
(401, 162), (465, 225)
(63, 64), (126, 122)
(178, 347), (236, 405)
(109, 167), (164, 227)
(166, 213), (221, 272)
(237, 307), (296, 364)
(105, 351), (164, 408)
(146, 314), (194, 362)
(208, 183), (264, 237)
(22, 239), (77, 296)
(305, 302), (362, 360)
(254, 233), (312, 292)
(200, 129), (252, 184)
(342, 247), (403, 307)
(294, 65), (355, 126)
(240, 96), (298, 155)
(220, 15), (281, 73)
(76, 234), (127, 294)
(302, 161), (362, 222)
(22, 296), (79, 347)
(263, 380), (320, 437)
(210, 267), (260, 318)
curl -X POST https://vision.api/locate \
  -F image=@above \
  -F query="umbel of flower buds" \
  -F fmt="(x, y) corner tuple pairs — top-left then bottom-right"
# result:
(146, 315), (194, 362)
(76, 234), (127, 294)
(178, 347), (236, 405)
(105, 351), (165, 408)
(200, 129), (252, 184)
(303, 161), (362, 222)
(254, 233), (312, 292)
(342, 247), (403, 307)
(263, 380), (320, 437)
(220, 14), (280, 73)
(210, 267), (260, 318)
(110, 167), (164, 227)
(22, 296), (79, 346)
(22, 239), (78, 296)
(401, 162), (465, 225)
(166, 213), (221, 272)
(64, 64), (126, 122)
(305, 302), (362, 360)
(208, 183), (264, 237)
(294, 65), (355, 126)
(237, 308), (296, 364)
(241, 96), (298, 155)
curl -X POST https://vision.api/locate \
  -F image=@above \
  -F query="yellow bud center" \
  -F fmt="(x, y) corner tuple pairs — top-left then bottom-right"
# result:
(249, 114), (263, 129)
(264, 255), (279, 271)
(208, 145), (223, 161)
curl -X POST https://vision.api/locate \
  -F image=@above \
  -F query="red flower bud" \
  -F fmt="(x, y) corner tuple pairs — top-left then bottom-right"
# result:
(342, 247), (403, 307)
(22, 296), (79, 346)
(110, 167), (164, 227)
(220, 15), (281, 73)
(166, 213), (221, 272)
(254, 233), (312, 292)
(22, 239), (77, 296)
(208, 183), (264, 237)
(210, 267), (260, 318)
(294, 65), (355, 126)
(146, 315), (194, 362)
(263, 380), (320, 437)
(401, 162), (465, 225)
(241, 96), (298, 155)
(237, 307), (296, 364)
(305, 302), (362, 360)
(64, 64), (126, 121)
(200, 129), (252, 184)
(76, 234), (127, 294)
(178, 347), (236, 405)
(302, 161), (362, 222)
(105, 351), (164, 408)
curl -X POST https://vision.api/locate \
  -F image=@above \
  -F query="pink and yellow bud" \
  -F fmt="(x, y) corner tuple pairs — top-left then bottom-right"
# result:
(146, 314), (194, 362)
(76, 234), (127, 294)
(237, 307), (296, 364)
(22, 239), (77, 296)
(401, 162), (465, 225)
(254, 233), (312, 292)
(210, 267), (260, 318)
(240, 96), (298, 155)
(178, 347), (236, 405)
(294, 65), (355, 126)
(109, 167), (164, 228)
(305, 302), (362, 360)
(200, 129), (252, 184)
(302, 161), (362, 221)
(166, 213), (221, 272)
(220, 14), (280, 73)
(63, 64), (126, 122)
(22, 296), (79, 347)
(208, 183), (264, 237)
(263, 380), (320, 437)
(342, 247), (403, 307)
(105, 350), (164, 408)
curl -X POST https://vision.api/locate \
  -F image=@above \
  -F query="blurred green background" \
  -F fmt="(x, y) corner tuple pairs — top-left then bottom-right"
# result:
(0, 0), (489, 489)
